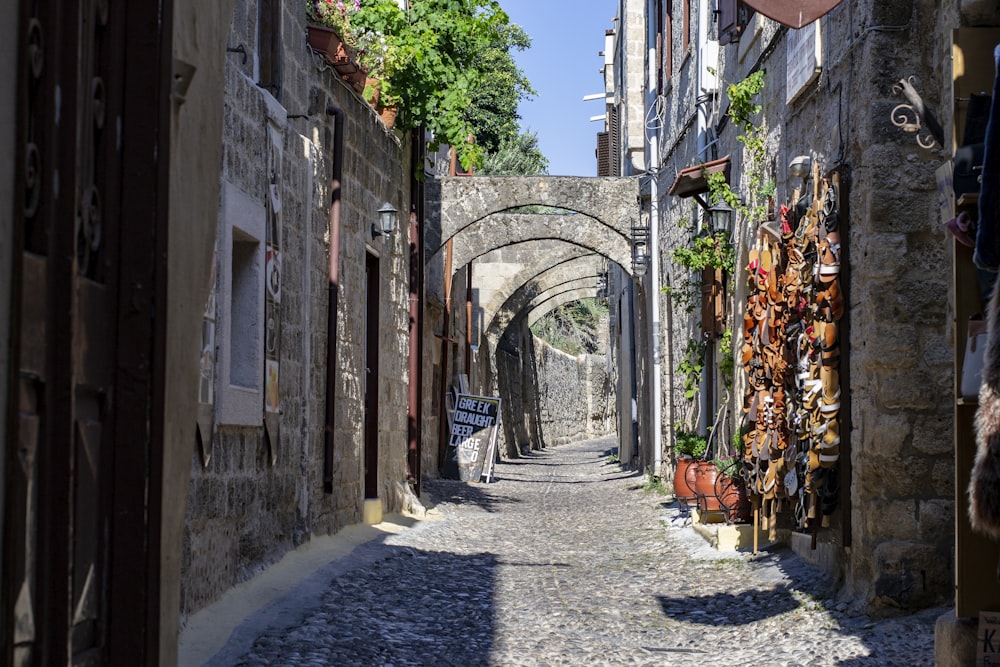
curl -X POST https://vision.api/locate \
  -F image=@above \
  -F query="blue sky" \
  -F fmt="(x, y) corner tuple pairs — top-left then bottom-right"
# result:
(499, 0), (619, 176)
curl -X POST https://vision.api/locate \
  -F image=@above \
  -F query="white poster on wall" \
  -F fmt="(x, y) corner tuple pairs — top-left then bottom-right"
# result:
(787, 20), (823, 105)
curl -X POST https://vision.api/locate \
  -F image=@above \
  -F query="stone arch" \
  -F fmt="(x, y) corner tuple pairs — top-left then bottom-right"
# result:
(428, 176), (638, 243)
(526, 286), (602, 328)
(425, 213), (631, 299)
(425, 176), (640, 264)
(449, 212), (630, 271)
(486, 256), (607, 338)
(479, 243), (596, 323)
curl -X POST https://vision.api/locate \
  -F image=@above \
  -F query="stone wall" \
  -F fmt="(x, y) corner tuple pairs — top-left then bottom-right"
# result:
(534, 341), (615, 447)
(641, 0), (956, 611)
(181, 0), (412, 622)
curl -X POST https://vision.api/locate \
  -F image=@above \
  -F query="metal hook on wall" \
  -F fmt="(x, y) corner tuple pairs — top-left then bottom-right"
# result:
(891, 76), (944, 149)
(226, 44), (248, 65)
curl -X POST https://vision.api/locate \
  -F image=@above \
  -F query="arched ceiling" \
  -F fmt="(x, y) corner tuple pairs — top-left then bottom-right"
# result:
(485, 256), (606, 338)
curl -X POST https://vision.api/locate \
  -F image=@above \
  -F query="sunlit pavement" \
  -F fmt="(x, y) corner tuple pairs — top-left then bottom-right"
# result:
(191, 436), (941, 667)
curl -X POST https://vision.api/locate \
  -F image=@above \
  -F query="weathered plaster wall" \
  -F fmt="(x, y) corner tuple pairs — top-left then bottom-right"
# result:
(165, 1), (238, 658)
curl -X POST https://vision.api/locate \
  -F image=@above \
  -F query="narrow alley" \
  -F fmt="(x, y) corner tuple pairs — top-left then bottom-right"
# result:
(187, 436), (941, 666)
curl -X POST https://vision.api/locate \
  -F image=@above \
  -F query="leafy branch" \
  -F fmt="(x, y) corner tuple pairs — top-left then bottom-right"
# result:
(710, 70), (774, 226)
(678, 339), (706, 401)
(342, 0), (525, 170)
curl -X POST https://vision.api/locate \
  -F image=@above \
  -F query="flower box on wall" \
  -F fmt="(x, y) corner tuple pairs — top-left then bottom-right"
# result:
(306, 24), (366, 94)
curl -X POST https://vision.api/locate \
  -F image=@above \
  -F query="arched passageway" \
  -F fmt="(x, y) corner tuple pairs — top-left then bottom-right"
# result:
(425, 174), (641, 466)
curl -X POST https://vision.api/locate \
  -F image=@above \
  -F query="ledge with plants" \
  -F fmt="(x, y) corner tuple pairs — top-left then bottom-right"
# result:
(306, 0), (524, 170)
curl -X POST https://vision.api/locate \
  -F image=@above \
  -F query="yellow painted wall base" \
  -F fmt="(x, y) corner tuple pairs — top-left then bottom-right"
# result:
(690, 509), (787, 551)
(363, 498), (383, 525)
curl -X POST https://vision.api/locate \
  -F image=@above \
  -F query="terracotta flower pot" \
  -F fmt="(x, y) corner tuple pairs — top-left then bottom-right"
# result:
(674, 456), (698, 506)
(307, 24), (366, 93)
(364, 77), (381, 106)
(306, 25), (351, 66)
(377, 104), (398, 129)
(715, 473), (751, 524)
(691, 461), (721, 512)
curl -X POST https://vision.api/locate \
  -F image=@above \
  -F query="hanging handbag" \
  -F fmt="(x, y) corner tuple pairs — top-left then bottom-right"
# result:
(962, 315), (989, 399)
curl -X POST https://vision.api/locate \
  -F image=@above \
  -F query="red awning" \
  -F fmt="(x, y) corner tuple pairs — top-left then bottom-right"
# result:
(742, 0), (843, 29)
(667, 156), (731, 200)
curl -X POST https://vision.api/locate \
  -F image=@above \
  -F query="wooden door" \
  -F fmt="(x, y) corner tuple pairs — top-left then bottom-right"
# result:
(4, 2), (170, 665)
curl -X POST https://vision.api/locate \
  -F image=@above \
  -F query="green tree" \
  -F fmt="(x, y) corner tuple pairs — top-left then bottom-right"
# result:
(466, 24), (535, 155)
(351, 0), (520, 170)
(530, 298), (608, 356)
(478, 130), (548, 175)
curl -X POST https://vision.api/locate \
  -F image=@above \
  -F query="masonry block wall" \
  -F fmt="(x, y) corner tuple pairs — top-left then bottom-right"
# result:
(534, 342), (615, 447)
(182, 1), (411, 622)
(716, 1), (952, 610)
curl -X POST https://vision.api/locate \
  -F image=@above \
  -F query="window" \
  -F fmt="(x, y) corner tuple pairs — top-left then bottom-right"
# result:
(664, 2), (673, 82)
(683, 0), (690, 52)
(230, 228), (260, 389)
(717, 0), (754, 46)
(217, 181), (266, 426)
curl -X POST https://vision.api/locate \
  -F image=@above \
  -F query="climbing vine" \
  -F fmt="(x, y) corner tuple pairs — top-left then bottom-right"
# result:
(707, 69), (775, 226)
(718, 327), (734, 391)
(678, 339), (706, 401)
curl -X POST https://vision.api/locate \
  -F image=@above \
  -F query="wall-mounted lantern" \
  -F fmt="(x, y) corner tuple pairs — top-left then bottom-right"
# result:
(372, 202), (398, 240)
(631, 225), (649, 278)
(708, 200), (733, 236)
(788, 155), (811, 185)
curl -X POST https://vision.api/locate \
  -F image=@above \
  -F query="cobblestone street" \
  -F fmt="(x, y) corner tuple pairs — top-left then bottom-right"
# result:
(204, 436), (942, 666)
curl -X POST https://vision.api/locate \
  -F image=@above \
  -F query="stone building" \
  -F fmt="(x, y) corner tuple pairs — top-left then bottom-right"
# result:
(600, 0), (1000, 653)
(180, 0), (419, 623)
(0, 1), (424, 662)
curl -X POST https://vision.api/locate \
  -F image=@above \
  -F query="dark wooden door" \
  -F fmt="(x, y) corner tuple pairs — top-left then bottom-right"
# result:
(4, 2), (170, 665)
(364, 252), (380, 499)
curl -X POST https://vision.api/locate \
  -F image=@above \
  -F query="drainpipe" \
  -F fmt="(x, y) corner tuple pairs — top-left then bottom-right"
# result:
(407, 129), (425, 494)
(323, 102), (344, 493)
(649, 137), (663, 479)
(436, 239), (454, 471)
(465, 262), (473, 383)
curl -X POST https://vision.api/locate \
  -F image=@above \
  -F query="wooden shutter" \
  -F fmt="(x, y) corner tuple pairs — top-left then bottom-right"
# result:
(596, 132), (610, 176)
(701, 268), (724, 339)
(609, 106), (621, 176)
(718, 0), (738, 45)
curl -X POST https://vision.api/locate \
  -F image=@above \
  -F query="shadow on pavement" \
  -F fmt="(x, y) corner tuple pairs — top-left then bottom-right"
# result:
(225, 546), (499, 667)
(657, 585), (802, 625)
(422, 476), (522, 514)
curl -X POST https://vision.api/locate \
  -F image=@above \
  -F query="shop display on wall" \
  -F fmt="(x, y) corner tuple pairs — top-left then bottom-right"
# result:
(740, 161), (844, 540)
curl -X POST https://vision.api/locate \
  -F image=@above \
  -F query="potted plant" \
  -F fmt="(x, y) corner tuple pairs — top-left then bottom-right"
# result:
(710, 454), (750, 524)
(673, 429), (707, 507)
(305, 0), (367, 93)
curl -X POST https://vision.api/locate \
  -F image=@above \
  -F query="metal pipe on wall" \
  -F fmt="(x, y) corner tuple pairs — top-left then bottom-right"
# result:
(323, 102), (344, 493)
(407, 128), (425, 494)
(465, 262), (473, 382)
(436, 239), (454, 471)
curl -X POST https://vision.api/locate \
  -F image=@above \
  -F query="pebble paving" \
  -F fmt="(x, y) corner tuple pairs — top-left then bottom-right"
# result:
(228, 436), (941, 666)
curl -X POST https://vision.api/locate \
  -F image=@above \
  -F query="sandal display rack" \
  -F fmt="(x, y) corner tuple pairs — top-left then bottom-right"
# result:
(739, 162), (848, 546)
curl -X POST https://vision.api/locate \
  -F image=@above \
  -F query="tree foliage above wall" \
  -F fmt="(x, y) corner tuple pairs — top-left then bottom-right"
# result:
(331, 0), (535, 170)
(531, 298), (609, 356)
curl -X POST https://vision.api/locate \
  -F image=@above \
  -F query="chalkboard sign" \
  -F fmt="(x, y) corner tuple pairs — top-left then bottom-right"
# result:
(442, 394), (501, 482)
